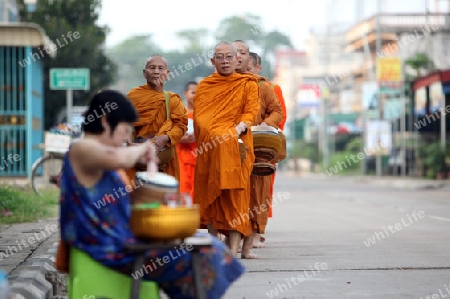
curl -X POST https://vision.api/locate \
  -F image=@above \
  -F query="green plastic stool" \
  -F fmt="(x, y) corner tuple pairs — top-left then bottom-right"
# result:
(68, 248), (160, 299)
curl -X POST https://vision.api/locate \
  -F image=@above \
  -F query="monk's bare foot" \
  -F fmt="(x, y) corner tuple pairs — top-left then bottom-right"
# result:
(241, 234), (256, 258)
(241, 250), (258, 259)
(207, 224), (218, 239)
(252, 240), (266, 248)
(251, 232), (265, 248)
(229, 230), (242, 257)
(218, 233), (226, 242)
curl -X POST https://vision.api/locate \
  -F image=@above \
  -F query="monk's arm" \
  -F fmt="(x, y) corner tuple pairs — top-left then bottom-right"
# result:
(262, 83), (283, 128)
(240, 81), (259, 127)
(165, 95), (188, 145)
(274, 84), (287, 130)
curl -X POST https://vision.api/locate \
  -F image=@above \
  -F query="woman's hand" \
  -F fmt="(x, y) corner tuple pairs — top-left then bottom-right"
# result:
(137, 141), (159, 165)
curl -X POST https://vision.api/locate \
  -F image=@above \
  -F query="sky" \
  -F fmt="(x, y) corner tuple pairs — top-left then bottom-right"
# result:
(98, 0), (448, 51)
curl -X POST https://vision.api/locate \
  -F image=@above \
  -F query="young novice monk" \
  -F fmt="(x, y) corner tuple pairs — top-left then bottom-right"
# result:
(58, 90), (245, 298)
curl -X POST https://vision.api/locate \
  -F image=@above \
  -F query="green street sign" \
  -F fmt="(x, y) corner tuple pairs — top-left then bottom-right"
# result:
(50, 68), (90, 90)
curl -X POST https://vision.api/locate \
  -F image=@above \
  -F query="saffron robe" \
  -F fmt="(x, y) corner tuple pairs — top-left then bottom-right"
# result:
(193, 72), (259, 237)
(250, 75), (283, 233)
(176, 110), (196, 199)
(270, 83), (288, 217)
(125, 85), (188, 182)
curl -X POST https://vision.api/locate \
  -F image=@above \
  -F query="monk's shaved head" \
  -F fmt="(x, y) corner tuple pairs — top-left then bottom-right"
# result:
(231, 40), (250, 73)
(213, 41), (237, 55)
(249, 52), (261, 66)
(232, 40), (249, 52)
(143, 54), (171, 89)
(211, 41), (237, 76)
(145, 54), (168, 68)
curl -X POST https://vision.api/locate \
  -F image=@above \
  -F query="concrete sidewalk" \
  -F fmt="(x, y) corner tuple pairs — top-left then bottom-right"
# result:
(0, 217), (61, 299)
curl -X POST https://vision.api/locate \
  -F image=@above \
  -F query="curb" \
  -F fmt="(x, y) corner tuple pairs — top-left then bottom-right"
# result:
(8, 241), (66, 299)
(283, 171), (450, 189)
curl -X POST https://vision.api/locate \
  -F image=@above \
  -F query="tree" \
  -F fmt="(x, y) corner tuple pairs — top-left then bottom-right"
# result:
(108, 37), (213, 99)
(405, 52), (435, 79)
(176, 29), (209, 52)
(215, 14), (264, 48)
(214, 14), (293, 78)
(107, 34), (162, 94)
(17, 0), (117, 129)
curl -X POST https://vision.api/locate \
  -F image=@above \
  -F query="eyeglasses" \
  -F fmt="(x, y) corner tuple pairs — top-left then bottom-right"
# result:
(214, 55), (234, 62)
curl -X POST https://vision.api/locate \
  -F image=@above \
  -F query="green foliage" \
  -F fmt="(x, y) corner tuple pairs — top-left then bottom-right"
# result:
(325, 137), (364, 175)
(0, 184), (58, 225)
(177, 29), (210, 52)
(215, 14), (264, 45)
(405, 52), (435, 79)
(108, 14), (294, 92)
(345, 137), (363, 153)
(17, 0), (117, 129)
(108, 35), (214, 97)
(327, 151), (361, 175)
(290, 140), (320, 163)
(214, 14), (292, 79)
(418, 141), (448, 179)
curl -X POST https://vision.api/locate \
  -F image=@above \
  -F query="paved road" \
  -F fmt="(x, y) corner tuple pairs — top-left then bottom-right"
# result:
(224, 172), (450, 299)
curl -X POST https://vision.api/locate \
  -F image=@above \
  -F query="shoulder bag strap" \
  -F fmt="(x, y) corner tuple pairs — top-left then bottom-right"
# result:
(163, 90), (170, 120)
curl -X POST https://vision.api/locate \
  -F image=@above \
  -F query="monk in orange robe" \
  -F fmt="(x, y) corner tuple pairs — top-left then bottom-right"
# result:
(193, 41), (259, 257)
(233, 42), (283, 257)
(176, 81), (198, 199)
(247, 51), (288, 247)
(269, 84), (287, 212)
(125, 55), (188, 183)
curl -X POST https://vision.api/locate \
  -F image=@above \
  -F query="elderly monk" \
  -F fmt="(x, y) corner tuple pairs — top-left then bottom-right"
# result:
(248, 51), (288, 248)
(232, 41), (283, 258)
(176, 81), (198, 199)
(125, 55), (188, 182)
(193, 41), (259, 258)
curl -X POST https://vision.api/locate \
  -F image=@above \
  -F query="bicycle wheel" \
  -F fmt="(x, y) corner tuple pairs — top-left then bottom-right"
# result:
(31, 153), (64, 196)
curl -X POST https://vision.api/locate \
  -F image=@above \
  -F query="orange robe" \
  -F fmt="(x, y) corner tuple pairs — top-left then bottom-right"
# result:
(270, 83), (287, 217)
(193, 72), (259, 237)
(176, 110), (196, 199)
(125, 85), (188, 183)
(250, 76), (283, 233)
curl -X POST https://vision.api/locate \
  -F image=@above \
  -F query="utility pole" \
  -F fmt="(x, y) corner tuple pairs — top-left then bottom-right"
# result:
(375, 0), (383, 177)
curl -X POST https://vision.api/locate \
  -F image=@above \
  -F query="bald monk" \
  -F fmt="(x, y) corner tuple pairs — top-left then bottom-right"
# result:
(232, 41), (283, 258)
(126, 55), (188, 182)
(248, 52), (288, 247)
(193, 41), (259, 258)
(176, 81), (198, 199)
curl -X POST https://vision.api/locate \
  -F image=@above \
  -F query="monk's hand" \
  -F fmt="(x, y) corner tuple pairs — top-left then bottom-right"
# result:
(155, 72), (169, 87)
(180, 133), (195, 143)
(235, 122), (247, 136)
(260, 122), (267, 126)
(154, 135), (170, 151)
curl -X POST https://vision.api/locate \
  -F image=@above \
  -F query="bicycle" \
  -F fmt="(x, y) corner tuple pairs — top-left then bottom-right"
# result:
(30, 150), (65, 196)
(31, 123), (82, 196)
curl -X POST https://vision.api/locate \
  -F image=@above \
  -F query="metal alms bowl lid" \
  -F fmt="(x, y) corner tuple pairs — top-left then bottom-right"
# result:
(136, 172), (179, 189)
(251, 125), (278, 135)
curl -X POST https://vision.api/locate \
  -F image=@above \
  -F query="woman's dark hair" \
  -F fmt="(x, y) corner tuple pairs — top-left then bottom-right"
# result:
(82, 90), (138, 135)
